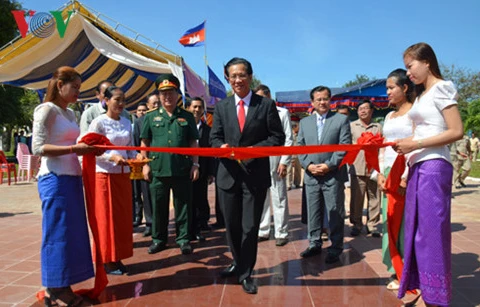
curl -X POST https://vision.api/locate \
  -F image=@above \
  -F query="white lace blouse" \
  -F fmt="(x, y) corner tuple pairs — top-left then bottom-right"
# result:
(32, 102), (82, 176)
(407, 80), (458, 166)
(88, 114), (136, 173)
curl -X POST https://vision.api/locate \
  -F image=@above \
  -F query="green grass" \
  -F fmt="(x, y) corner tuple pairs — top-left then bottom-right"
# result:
(469, 160), (480, 178)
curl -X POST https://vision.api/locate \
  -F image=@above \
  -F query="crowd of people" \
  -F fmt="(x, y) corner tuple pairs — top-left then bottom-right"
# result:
(31, 42), (472, 306)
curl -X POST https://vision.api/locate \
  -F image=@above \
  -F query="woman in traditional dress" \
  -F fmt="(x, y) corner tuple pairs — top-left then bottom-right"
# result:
(377, 69), (414, 290)
(33, 66), (98, 306)
(88, 86), (135, 275)
(394, 42), (464, 307)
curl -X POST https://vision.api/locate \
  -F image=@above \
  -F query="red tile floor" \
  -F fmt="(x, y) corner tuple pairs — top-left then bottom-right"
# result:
(0, 180), (479, 306)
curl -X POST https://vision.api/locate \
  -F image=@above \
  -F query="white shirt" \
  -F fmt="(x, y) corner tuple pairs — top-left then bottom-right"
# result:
(88, 114), (136, 173)
(32, 102), (82, 177)
(407, 80), (458, 166)
(235, 91), (252, 117)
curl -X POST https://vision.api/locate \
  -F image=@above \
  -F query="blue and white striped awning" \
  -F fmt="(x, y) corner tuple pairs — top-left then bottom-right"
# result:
(0, 2), (186, 111)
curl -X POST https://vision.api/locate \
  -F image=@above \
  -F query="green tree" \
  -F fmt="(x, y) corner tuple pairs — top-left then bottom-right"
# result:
(0, 0), (21, 45)
(343, 74), (372, 88)
(464, 99), (480, 134)
(0, 0), (38, 153)
(441, 64), (480, 125)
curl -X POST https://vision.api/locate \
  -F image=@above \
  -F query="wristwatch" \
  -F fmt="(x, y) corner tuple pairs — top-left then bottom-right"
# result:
(193, 163), (200, 168)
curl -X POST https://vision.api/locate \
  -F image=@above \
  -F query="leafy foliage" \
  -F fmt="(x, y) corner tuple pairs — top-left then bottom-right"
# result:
(0, 0), (21, 46)
(441, 64), (480, 125)
(343, 74), (372, 88)
(464, 99), (480, 134)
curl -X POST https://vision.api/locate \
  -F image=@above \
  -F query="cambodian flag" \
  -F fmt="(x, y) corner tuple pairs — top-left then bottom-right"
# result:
(178, 21), (205, 47)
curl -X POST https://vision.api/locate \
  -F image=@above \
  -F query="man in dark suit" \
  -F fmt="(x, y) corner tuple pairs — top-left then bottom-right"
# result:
(187, 97), (215, 241)
(210, 57), (285, 294)
(132, 93), (159, 237)
(297, 86), (351, 264)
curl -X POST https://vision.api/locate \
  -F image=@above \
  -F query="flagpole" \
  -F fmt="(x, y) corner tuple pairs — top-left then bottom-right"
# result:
(203, 20), (208, 121)
(204, 20), (208, 86)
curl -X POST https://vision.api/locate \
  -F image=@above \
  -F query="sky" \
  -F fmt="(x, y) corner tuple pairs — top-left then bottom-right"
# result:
(16, 0), (480, 97)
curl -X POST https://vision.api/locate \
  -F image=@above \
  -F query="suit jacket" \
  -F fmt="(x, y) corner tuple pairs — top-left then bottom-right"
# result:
(298, 111), (351, 186)
(210, 93), (285, 191)
(197, 120), (215, 178)
(133, 116), (145, 149)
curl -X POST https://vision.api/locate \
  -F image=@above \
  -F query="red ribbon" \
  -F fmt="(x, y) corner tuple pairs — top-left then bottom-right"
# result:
(37, 132), (398, 301)
(340, 132), (385, 172)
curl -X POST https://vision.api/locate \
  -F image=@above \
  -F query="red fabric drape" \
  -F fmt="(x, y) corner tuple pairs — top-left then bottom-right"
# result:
(78, 133), (113, 298)
(384, 154), (406, 282)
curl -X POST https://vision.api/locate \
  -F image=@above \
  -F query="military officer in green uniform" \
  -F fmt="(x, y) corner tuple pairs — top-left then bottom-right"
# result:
(140, 74), (200, 255)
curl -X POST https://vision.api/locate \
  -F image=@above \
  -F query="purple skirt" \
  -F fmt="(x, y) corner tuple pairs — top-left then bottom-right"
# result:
(398, 159), (452, 306)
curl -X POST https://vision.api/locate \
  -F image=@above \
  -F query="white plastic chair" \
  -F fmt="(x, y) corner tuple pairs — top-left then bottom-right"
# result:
(16, 143), (40, 182)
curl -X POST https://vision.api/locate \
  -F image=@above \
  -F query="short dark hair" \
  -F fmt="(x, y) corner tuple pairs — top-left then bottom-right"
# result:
(137, 101), (147, 109)
(96, 80), (113, 93)
(310, 86), (331, 100)
(224, 57), (253, 78)
(146, 92), (158, 102)
(357, 99), (373, 109)
(253, 84), (270, 96)
(191, 96), (204, 104)
(337, 104), (349, 111)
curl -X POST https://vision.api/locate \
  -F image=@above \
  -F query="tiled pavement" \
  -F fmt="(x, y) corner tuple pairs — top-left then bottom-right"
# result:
(0, 179), (479, 306)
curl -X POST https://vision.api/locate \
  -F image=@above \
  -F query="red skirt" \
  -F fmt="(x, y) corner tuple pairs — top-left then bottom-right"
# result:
(93, 172), (133, 263)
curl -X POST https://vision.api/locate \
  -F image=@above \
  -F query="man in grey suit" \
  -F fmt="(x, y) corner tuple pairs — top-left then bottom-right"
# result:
(297, 85), (351, 264)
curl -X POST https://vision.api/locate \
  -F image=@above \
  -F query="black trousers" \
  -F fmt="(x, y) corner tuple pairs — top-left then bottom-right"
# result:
(219, 179), (267, 282)
(190, 176), (210, 235)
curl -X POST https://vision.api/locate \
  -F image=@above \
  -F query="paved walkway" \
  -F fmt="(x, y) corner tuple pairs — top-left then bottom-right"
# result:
(0, 179), (479, 306)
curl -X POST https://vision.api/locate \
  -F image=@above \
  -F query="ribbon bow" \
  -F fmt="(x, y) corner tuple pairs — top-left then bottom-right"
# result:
(340, 132), (384, 172)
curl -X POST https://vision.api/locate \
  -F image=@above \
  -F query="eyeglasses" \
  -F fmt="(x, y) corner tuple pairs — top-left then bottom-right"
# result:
(228, 74), (249, 81)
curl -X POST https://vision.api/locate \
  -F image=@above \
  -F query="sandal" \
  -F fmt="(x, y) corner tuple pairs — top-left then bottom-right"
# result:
(386, 279), (400, 290)
(45, 287), (84, 307)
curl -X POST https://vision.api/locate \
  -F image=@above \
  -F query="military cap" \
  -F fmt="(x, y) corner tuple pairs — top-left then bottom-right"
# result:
(155, 74), (180, 91)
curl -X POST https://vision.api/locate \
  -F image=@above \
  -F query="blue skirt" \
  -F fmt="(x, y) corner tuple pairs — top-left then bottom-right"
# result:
(38, 174), (94, 287)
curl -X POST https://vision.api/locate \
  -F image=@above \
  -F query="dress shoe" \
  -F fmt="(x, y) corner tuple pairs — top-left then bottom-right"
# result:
(325, 253), (340, 264)
(460, 181), (467, 188)
(258, 236), (269, 242)
(133, 216), (142, 227)
(116, 261), (128, 274)
(148, 242), (166, 254)
(198, 223), (211, 232)
(371, 230), (381, 238)
(300, 246), (322, 258)
(350, 227), (361, 237)
(220, 264), (237, 278)
(241, 277), (257, 294)
(143, 226), (152, 237)
(190, 233), (205, 242)
(275, 238), (288, 246)
(211, 222), (225, 229)
(180, 243), (193, 255)
(104, 264), (124, 275)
